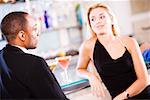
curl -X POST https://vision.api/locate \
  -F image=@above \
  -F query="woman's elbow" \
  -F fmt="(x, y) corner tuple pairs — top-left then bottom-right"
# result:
(76, 66), (87, 74)
(76, 67), (83, 73)
(139, 76), (149, 88)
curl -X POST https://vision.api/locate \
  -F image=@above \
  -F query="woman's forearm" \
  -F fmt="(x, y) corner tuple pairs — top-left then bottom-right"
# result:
(114, 79), (149, 100)
(124, 78), (149, 98)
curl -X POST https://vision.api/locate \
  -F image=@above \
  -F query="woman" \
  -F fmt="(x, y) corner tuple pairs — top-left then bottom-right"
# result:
(76, 3), (150, 99)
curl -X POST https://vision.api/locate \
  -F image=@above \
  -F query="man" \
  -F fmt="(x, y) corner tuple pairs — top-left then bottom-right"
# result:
(0, 11), (68, 99)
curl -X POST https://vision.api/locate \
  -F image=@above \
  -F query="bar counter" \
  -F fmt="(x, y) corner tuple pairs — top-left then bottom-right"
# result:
(46, 56), (150, 100)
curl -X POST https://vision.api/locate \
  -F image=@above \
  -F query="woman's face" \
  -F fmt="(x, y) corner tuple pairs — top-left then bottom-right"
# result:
(89, 7), (112, 36)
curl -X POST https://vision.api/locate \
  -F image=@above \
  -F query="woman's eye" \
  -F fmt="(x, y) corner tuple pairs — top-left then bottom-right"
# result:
(91, 18), (94, 21)
(100, 15), (105, 19)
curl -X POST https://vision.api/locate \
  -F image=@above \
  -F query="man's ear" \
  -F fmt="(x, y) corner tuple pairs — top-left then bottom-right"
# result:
(18, 31), (26, 41)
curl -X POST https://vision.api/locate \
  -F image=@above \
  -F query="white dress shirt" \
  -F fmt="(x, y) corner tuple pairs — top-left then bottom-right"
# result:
(12, 45), (29, 54)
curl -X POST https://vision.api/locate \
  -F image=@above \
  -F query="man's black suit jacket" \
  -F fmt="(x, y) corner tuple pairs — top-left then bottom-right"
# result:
(1, 44), (68, 99)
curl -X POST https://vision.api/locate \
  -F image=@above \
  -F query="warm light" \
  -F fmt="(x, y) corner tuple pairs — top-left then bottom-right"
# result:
(2, 0), (15, 3)
(48, 61), (57, 72)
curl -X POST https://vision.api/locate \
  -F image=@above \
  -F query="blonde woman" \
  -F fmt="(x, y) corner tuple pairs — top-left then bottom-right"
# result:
(76, 3), (150, 100)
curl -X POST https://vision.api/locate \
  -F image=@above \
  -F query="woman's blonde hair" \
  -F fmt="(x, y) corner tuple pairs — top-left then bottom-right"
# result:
(87, 3), (120, 37)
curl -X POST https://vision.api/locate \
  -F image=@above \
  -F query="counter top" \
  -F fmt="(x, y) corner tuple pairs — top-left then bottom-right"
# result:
(46, 57), (150, 100)
(46, 55), (90, 92)
(66, 69), (150, 100)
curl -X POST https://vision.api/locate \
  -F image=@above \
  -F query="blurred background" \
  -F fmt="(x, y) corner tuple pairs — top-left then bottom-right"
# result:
(0, 0), (150, 98)
(0, 0), (150, 58)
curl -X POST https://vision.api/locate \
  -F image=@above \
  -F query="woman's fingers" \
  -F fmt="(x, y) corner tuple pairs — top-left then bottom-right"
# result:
(100, 82), (106, 97)
(89, 74), (107, 98)
(90, 81), (106, 98)
(90, 82), (95, 96)
(97, 82), (106, 97)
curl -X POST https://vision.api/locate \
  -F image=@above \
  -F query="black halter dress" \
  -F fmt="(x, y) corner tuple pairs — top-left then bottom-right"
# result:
(93, 39), (150, 99)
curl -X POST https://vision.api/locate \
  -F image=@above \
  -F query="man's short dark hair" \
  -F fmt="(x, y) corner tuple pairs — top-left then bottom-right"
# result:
(0, 11), (28, 41)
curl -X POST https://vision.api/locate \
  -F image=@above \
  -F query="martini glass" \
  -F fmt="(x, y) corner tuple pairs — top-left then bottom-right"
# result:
(48, 61), (57, 73)
(56, 56), (72, 83)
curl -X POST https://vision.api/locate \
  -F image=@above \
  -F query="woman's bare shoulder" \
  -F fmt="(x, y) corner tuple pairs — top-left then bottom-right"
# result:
(80, 37), (97, 51)
(82, 37), (97, 47)
(120, 36), (138, 49)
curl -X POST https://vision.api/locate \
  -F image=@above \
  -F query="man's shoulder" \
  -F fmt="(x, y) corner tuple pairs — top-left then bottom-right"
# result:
(24, 53), (45, 62)
(20, 53), (47, 70)
(4, 44), (46, 64)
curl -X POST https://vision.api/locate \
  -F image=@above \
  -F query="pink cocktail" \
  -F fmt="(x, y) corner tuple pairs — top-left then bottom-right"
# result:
(58, 58), (70, 69)
(56, 56), (72, 83)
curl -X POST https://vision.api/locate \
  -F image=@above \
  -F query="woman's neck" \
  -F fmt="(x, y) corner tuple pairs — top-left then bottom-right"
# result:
(97, 33), (115, 44)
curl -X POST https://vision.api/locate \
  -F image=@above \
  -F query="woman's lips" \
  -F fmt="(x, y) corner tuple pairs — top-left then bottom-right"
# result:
(96, 25), (104, 29)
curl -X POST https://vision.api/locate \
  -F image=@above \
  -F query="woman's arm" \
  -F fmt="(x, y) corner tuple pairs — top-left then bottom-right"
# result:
(76, 41), (91, 78)
(114, 37), (149, 100)
(76, 41), (106, 97)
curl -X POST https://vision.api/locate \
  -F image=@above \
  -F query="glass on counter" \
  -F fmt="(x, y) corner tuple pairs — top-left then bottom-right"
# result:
(56, 56), (72, 84)
(48, 61), (58, 72)
(46, 55), (89, 92)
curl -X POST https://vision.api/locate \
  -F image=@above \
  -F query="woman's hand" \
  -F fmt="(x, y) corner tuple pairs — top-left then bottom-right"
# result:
(88, 73), (106, 97)
(113, 91), (127, 100)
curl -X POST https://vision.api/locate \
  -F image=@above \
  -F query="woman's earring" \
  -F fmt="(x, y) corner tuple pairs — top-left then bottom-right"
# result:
(112, 22), (114, 26)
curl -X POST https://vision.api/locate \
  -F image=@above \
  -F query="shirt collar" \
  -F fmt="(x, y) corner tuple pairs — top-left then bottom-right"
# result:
(11, 45), (29, 54)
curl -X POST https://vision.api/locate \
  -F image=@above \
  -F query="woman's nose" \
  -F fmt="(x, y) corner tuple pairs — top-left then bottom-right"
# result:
(95, 19), (102, 25)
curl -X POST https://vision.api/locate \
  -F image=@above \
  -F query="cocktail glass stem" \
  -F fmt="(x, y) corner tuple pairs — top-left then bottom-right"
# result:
(64, 68), (69, 82)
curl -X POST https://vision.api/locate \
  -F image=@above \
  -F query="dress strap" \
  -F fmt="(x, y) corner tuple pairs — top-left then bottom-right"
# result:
(116, 36), (127, 48)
